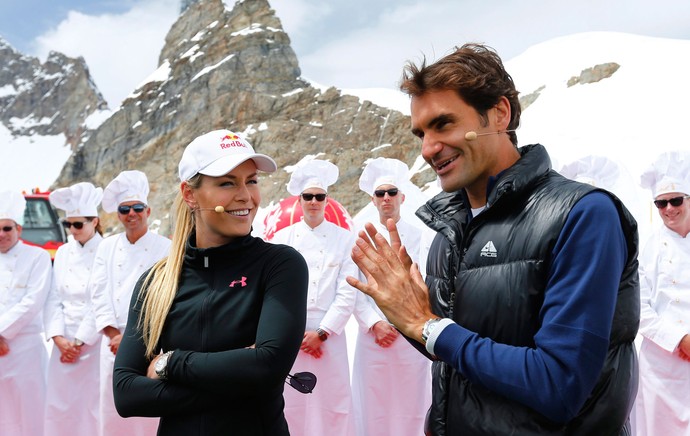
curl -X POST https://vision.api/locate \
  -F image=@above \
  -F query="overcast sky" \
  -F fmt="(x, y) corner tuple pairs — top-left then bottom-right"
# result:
(1, 0), (689, 108)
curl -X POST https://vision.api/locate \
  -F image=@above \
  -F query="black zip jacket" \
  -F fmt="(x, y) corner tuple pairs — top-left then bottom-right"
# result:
(113, 233), (308, 435)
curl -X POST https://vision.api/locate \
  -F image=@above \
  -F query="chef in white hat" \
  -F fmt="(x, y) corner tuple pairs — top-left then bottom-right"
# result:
(43, 182), (103, 436)
(351, 157), (431, 436)
(635, 151), (690, 436)
(272, 159), (358, 435)
(0, 190), (52, 436)
(86, 170), (171, 436)
(559, 155), (621, 188)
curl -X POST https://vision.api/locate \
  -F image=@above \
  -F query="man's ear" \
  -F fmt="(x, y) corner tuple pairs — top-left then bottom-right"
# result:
(493, 96), (511, 131)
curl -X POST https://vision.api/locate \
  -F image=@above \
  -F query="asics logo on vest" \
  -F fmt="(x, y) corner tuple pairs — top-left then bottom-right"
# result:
(229, 277), (247, 287)
(480, 241), (498, 258)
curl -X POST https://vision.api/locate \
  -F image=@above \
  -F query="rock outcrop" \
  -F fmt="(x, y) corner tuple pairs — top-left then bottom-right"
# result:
(567, 62), (620, 87)
(54, 0), (429, 234)
(0, 37), (108, 148)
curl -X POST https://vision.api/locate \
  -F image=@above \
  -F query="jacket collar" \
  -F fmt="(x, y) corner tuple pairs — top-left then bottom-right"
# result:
(184, 232), (257, 268)
(417, 144), (552, 229)
(486, 144), (552, 208)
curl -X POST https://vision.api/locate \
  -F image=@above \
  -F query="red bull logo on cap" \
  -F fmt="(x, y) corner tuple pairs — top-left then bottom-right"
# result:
(219, 133), (248, 150)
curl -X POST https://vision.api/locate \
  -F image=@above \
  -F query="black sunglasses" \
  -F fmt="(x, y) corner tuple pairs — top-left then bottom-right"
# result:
(653, 195), (689, 209)
(117, 203), (147, 214)
(1, 226), (15, 232)
(285, 371), (317, 394)
(301, 193), (327, 202)
(62, 220), (90, 230)
(374, 188), (399, 198)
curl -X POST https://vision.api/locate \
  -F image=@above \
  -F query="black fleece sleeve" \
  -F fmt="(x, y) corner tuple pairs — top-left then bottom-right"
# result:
(113, 274), (223, 417)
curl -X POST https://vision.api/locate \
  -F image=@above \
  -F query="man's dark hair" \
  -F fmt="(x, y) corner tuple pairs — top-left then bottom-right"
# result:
(400, 43), (521, 146)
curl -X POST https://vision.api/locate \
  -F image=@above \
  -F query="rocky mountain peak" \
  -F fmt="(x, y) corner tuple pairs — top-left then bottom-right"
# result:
(0, 37), (108, 148)
(55, 0), (426, 235)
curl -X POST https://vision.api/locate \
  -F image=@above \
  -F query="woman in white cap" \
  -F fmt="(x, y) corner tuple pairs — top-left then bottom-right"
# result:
(635, 151), (690, 436)
(112, 130), (308, 435)
(271, 159), (358, 436)
(44, 182), (104, 436)
(0, 190), (52, 436)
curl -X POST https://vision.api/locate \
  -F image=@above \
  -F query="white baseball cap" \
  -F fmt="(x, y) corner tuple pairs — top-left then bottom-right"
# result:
(49, 182), (103, 217)
(178, 130), (277, 181)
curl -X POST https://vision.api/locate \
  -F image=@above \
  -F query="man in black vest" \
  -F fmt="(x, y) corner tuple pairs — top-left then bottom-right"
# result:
(347, 43), (639, 435)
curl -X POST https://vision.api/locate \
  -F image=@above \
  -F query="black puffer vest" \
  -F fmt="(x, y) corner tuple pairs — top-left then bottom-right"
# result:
(416, 144), (639, 435)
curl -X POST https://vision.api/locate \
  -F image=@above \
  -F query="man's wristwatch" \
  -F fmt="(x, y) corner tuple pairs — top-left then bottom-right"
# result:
(155, 351), (174, 380)
(422, 318), (443, 344)
(316, 328), (329, 342)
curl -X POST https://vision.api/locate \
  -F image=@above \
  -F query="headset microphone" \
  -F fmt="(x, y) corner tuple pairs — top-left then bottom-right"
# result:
(196, 206), (226, 213)
(464, 129), (516, 141)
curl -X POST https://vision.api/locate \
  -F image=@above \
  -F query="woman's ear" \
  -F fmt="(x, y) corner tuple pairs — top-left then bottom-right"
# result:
(181, 181), (197, 210)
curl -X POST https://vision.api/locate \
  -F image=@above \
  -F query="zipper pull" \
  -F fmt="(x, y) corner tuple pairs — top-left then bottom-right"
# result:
(204, 256), (209, 268)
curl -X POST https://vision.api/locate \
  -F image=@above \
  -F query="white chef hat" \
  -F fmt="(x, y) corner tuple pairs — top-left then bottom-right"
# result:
(359, 157), (411, 196)
(0, 190), (26, 225)
(101, 170), (150, 213)
(287, 160), (339, 195)
(49, 182), (103, 218)
(640, 151), (690, 198)
(178, 130), (277, 181)
(558, 155), (621, 188)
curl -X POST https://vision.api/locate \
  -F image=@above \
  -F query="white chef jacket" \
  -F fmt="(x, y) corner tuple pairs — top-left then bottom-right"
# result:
(43, 234), (103, 436)
(272, 219), (357, 436)
(351, 218), (432, 436)
(635, 225), (690, 436)
(0, 241), (52, 436)
(87, 230), (170, 436)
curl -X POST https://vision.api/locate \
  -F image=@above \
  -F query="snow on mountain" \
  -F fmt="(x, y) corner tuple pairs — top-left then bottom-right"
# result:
(1, 123), (72, 193)
(340, 87), (411, 115)
(507, 31), (690, 242)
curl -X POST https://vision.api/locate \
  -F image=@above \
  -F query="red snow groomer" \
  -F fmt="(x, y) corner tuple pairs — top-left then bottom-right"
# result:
(21, 188), (67, 261)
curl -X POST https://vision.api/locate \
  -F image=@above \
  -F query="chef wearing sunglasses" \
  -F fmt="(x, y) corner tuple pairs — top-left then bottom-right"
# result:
(46, 182), (105, 435)
(88, 170), (171, 436)
(636, 150), (690, 435)
(351, 157), (431, 435)
(271, 159), (358, 435)
(0, 190), (52, 436)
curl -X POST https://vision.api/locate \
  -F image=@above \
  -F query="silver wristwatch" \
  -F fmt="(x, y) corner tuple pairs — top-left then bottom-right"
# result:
(422, 318), (443, 344)
(154, 351), (174, 380)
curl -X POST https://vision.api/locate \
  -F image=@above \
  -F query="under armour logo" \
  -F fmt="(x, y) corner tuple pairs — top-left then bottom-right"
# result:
(480, 241), (498, 258)
(229, 277), (247, 288)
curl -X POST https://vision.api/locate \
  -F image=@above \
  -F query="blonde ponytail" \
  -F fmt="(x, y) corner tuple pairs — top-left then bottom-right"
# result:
(139, 176), (200, 359)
